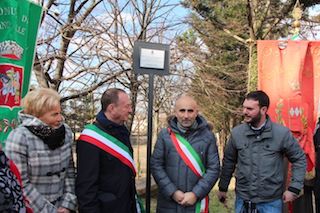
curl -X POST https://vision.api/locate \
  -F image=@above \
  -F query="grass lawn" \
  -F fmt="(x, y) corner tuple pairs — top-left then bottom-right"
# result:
(209, 189), (235, 213)
(149, 187), (235, 212)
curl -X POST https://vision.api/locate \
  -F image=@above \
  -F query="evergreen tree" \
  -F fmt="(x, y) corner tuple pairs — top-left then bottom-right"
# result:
(179, 0), (320, 143)
(62, 92), (97, 137)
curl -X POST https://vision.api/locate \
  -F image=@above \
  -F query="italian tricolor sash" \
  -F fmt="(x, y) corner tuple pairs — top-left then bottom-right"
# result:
(168, 128), (209, 213)
(79, 124), (145, 213)
(79, 124), (136, 175)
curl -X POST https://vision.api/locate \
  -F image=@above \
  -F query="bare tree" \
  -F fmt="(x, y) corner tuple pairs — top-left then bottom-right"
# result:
(32, 0), (193, 132)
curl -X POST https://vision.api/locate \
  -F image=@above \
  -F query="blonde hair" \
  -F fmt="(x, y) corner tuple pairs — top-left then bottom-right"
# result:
(22, 88), (61, 117)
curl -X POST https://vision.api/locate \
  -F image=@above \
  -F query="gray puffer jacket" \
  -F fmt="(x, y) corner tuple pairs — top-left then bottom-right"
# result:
(218, 117), (306, 203)
(151, 115), (220, 213)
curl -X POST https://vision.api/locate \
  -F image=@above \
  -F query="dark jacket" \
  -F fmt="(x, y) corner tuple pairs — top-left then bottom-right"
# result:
(0, 150), (26, 212)
(219, 117), (306, 203)
(151, 115), (220, 213)
(314, 121), (320, 213)
(76, 111), (137, 213)
(314, 121), (320, 171)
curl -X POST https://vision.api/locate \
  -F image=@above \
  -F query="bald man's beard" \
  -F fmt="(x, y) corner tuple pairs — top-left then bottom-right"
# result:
(179, 119), (195, 128)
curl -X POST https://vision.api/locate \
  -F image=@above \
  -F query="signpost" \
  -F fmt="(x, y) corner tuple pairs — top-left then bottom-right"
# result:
(133, 40), (170, 213)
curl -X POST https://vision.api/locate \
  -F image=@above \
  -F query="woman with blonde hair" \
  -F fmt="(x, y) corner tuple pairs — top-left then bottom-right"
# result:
(5, 88), (77, 213)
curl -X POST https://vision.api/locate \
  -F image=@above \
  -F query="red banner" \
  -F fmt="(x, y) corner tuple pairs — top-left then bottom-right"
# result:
(257, 40), (319, 173)
(0, 64), (23, 108)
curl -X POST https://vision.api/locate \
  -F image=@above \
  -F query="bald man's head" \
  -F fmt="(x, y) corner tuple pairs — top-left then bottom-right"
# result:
(174, 95), (198, 128)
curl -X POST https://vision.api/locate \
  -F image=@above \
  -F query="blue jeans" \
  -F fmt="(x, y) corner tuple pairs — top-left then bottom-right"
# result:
(235, 195), (282, 213)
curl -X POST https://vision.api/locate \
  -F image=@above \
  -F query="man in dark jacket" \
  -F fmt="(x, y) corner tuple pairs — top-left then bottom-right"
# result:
(151, 94), (220, 213)
(314, 118), (320, 213)
(76, 88), (140, 213)
(218, 90), (306, 213)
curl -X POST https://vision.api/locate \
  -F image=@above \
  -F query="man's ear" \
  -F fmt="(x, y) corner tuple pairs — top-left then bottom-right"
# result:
(106, 103), (114, 112)
(261, 106), (268, 114)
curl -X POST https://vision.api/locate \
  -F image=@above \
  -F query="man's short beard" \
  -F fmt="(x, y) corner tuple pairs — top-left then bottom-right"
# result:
(249, 112), (262, 127)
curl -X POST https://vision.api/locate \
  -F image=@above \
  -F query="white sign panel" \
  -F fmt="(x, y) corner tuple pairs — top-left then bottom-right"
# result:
(140, 48), (165, 69)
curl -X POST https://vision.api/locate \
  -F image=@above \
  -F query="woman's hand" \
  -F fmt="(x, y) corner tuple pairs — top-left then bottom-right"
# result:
(57, 207), (70, 213)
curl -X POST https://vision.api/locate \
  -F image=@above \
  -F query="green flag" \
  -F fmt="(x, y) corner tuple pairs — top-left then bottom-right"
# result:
(0, 0), (42, 147)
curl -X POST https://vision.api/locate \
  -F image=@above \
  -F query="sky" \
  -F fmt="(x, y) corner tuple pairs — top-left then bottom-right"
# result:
(29, 0), (191, 88)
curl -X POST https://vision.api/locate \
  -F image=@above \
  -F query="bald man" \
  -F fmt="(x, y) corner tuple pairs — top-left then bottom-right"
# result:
(151, 94), (220, 213)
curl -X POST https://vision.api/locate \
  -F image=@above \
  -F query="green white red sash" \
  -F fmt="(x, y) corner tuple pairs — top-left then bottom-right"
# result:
(135, 194), (145, 213)
(79, 124), (145, 213)
(168, 128), (209, 213)
(79, 124), (136, 175)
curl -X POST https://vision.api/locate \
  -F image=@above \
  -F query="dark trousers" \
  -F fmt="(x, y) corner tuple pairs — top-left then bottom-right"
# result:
(292, 184), (314, 213)
(315, 167), (320, 213)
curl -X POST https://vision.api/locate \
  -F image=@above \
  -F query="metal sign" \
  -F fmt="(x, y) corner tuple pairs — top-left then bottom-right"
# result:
(133, 40), (170, 75)
(133, 40), (169, 213)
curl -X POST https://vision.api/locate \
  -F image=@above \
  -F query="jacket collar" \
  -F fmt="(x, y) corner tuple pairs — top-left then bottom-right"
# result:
(18, 111), (64, 130)
(245, 115), (273, 139)
(96, 110), (127, 130)
(169, 115), (208, 135)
